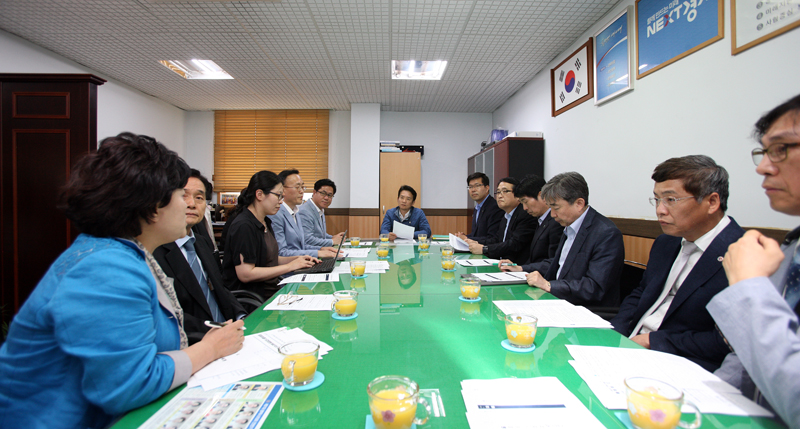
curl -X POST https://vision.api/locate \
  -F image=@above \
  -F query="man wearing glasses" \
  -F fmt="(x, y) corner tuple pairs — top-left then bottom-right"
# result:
(298, 179), (346, 247)
(458, 172), (504, 242)
(610, 156), (743, 372)
(707, 94), (800, 427)
(270, 169), (339, 258)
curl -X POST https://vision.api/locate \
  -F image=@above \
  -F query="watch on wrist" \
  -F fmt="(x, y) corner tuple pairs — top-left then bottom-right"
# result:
(483, 245), (489, 255)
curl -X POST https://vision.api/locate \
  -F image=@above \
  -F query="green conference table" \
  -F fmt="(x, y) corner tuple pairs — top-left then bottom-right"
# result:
(113, 243), (784, 429)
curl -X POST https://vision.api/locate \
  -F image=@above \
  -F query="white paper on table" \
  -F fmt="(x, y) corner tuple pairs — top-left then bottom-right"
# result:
(341, 248), (370, 258)
(449, 233), (470, 251)
(393, 221), (415, 240)
(565, 345), (774, 417)
(333, 261), (388, 274)
(392, 245), (416, 263)
(493, 300), (613, 328)
(392, 238), (416, 245)
(460, 377), (605, 429)
(343, 241), (373, 246)
(470, 271), (529, 283)
(456, 258), (500, 267)
(263, 294), (335, 311)
(278, 273), (339, 285)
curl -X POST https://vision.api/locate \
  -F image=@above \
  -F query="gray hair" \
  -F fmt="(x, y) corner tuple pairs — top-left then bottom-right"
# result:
(652, 155), (729, 212)
(541, 172), (589, 205)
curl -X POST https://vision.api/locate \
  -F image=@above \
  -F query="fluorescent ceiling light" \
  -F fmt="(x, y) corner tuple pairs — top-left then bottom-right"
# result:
(391, 60), (447, 80)
(159, 59), (233, 80)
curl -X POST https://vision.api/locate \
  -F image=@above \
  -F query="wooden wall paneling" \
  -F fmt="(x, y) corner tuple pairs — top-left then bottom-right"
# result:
(426, 216), (469, 235)
(379, 152), (421, 219)
(325, 215), (349, 236)
(348, 216), (380, 238)
(622, 235), (654, 266)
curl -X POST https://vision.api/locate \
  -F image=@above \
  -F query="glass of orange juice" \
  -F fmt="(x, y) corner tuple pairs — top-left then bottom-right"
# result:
(440, 245), (454, 257)
(624, 377), (702, 429)
(279, 342), (320, 387)
(376, 243), (390, 259)
(441, 254), (456, 271)
(460, 277), (481, 300)
(418, 237), (430, 251)
(416, 234), (427, 242)
(380, 233), (390, 243)
(504, 313), (537, 349)
(331, 290), (358, 317)
(350, 260), (367, 278)
(368, 375), (430, 429)
(350, 236), (361, 247)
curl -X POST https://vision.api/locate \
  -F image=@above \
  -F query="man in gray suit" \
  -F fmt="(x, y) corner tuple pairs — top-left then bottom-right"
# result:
(298, 179), (345, 247)
(707, 94), (800, 427)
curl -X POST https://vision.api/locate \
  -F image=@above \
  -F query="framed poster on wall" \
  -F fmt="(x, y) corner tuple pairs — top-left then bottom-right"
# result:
(594, 7), (634, 105)
(636, 0), (724, 79)
(551, 39), (594, 117)
(732, 0), (800, 54)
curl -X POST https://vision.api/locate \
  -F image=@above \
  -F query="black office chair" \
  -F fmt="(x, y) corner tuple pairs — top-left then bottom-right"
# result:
(231, 290), (265, 315)
(588, 261), (646, 321)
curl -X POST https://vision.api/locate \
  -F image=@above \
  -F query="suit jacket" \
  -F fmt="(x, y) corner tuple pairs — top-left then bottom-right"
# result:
(269, 204), (321, 257)
(521, 213), (564, 268)
(468, 195), (504, 243)
(482, 204), (537, 264)
(297, 200), (333, 247)
(611, 218), (744, 371)
(528, 206), (623, 307)
(154, 236), (246, 345)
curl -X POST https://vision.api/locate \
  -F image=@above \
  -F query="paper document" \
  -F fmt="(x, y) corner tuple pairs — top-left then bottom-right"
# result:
(341, 248), (370, 258)
(470, 272), (529, 285)
(333, 261), (389, 274)
(493, 300), (613, 328)
(461, 377), (605, 429)
(343, 241), (373, 246)
(393, 238), (416, 245)
(140, 382), (283, 429)
(456, 259), (500, 267)
(565, 345), (774, 417)
(263, 294), (335, 311)
(278, 273), (339, 285)
(188, 327), (332, 391)
(392, 220), (415, 240)
(449, 233), (470, 251)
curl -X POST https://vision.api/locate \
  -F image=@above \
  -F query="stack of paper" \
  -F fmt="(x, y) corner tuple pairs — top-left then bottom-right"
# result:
(343, 241), (373, 246)
(263, 294), (336, 311)
(278, 273), (339, 285)
(449, 233), (469, 251)
(341, 248), (370, 258)
(565, 345), (774, 417)
(333, 261), (390, 274)
(456, 259), (500, 267)
(493, 300), (613, 328)
(188, 327), (333, 391)
(461, 377), (605, 428)
(393, 221), (415, 240)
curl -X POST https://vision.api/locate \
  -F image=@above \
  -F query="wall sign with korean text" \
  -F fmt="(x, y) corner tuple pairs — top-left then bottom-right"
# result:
(594, 7), (635, 105)
(636, 0), (724, 79)
(732, 0), (800, 54)
(550, 39), (594, 117)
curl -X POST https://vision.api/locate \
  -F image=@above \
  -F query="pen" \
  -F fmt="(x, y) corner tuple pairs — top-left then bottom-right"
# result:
(204, 320), (246, 330)
(301, 274), (307, 281)
(477, 404), (565, 409)
(325, 274), (329, 281)
(501, 263), (518, 266)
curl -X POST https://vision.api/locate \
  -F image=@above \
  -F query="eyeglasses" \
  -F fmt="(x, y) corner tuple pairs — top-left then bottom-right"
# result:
(292, 184), (307, 192)
(467, 184), (487, 190)
(496, 189), (514, 195)
(269, 191), (285, 200)
(276, 292), (302, 306)
(649, 196), (695, 208)
(317, 190), (334, 199)
(752, 143), (800, 165)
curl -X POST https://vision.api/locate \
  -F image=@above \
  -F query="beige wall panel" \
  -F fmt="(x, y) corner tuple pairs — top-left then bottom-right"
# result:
(623, 235), (654, 266)
(427, 216), (469, 235)
(348, 216), (381, 238)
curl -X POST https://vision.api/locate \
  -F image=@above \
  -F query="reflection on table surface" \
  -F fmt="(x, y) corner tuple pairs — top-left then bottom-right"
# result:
(113, 245), (784, 429)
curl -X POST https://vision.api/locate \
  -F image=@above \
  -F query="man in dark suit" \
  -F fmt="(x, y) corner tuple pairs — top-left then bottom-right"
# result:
(524, 172), (624, 307)
(610, 156), (743, 371)
(458, 172), (504, 242)
(154, 170), (246, 344)
(500, 175), (564, 270)
(464, 177), (537, 264)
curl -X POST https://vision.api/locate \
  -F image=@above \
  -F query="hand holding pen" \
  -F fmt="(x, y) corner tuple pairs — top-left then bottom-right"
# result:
(498, 259), (522, 272)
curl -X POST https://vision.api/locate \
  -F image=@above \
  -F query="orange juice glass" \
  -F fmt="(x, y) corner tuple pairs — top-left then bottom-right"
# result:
(416, 234), (427, 241)
(441, 254), (456, 271)
(279, 342), (319, 387)
(350, 260), (366, 277)
(418, 238), (430, 251)
(368, 376), (430, 429)
(380, 233), (390, 242)
(504, 313), (537, 348)
(331, 290), (358, 317)
(350, 236), (361, 247)
(376, 244), (390, 259)
(440, 245), (454, 257)
(625, 377), (701, 429)
(460, 277), (481, 300)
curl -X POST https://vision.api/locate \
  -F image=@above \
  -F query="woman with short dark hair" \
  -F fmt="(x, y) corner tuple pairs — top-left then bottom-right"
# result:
(0, 133), (244, 429)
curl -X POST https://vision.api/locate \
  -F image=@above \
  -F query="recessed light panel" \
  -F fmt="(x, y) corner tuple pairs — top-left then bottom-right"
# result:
(159, 59), (233, 80)
(391, 60), (447, 80)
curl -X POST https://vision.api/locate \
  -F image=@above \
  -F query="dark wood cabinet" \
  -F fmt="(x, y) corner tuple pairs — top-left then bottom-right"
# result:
(1, 74), (105, 325)
(467, 137), (545, 208)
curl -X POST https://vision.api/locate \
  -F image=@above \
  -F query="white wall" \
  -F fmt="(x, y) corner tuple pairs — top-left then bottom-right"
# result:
(0, 30), (187, 155)
(328, 110), (352, 208)
(492, 1), (800, 230)
(380, 112), (492, 208)
(184, 111), (215, 177)
(350, 104), (381, 208)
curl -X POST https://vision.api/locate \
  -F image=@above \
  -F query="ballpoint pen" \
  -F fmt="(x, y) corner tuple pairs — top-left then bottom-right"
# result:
(501, 262), (518, 266)
(204, 320), (246, 330)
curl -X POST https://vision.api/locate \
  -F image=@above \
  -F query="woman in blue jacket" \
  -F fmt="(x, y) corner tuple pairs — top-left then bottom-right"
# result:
(380, 185), (432, 240)
(0, 133), (244, 429)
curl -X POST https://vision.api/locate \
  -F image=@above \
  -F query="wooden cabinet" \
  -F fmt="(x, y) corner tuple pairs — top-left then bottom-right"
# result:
(0, 74), (105, 323)
(467, 137), (544, 208)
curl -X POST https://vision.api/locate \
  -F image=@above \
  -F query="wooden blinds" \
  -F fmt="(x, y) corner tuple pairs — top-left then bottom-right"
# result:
(213, 109), (329, 192)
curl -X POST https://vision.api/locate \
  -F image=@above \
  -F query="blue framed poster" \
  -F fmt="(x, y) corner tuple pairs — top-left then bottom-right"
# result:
(636, 0), (723, 79)
(594, 7), (634, 105)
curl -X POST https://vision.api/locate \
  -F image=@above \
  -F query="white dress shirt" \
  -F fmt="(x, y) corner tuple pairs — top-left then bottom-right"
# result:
(556, 207), (590, 279)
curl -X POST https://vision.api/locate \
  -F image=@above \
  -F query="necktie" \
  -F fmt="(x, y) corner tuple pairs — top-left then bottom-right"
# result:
(782, 245), (800, 311)
(184, 238), (225, 323)
(472, 206), (480, 233)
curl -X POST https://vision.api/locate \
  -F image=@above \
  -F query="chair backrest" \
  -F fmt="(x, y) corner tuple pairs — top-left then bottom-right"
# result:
(619, 261), (646, 304)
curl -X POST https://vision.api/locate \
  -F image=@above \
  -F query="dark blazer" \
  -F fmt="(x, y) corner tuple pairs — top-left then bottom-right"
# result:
(611, 218), (744, 372)
(483, 204), (537, 264)
(522, 212), (564, 267)
(468, 195), (504, 243)
(528, 206), (624, 307)
(154, 235), (246, 344)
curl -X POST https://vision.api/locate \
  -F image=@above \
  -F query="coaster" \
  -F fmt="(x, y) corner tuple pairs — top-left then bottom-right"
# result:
(459, 296), (481, 302)
(365, 415), (416, 429)
(351, 274), (368, 279)
(441, 268), (456, 272)
(614, 411), (636, 429)
(332, 312), (358, 321)
(282, 371), (325, 392)
(501, 339), (535, 353)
